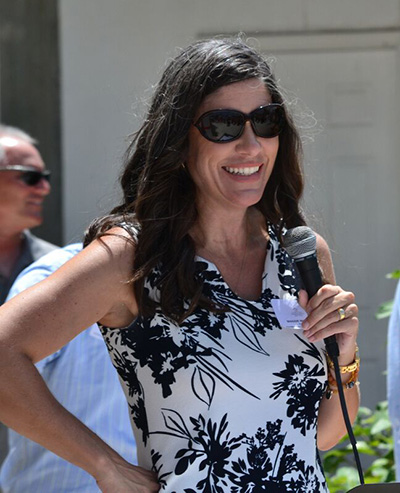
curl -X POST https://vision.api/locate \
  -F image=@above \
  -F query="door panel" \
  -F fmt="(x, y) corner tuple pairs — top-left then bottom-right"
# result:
(271, 48), (400, 408)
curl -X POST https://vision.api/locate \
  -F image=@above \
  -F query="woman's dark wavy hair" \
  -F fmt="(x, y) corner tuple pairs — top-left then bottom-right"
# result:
(85, 37), (306, 322)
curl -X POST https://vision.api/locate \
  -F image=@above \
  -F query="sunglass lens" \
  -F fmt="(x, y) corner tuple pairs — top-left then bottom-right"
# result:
(195, 105), (285, 142)
(200, 111), (244, 142)
(20, 171), (50, 186)
(252, 106), (285, 138)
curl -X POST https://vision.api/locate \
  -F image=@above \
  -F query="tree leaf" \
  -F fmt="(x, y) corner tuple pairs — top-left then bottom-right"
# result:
(375, 301), (394, 319)
(370, 417), (392, 435)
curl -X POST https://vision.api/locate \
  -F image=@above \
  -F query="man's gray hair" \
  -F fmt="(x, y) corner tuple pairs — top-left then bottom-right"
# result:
(0, 124), (37, 164)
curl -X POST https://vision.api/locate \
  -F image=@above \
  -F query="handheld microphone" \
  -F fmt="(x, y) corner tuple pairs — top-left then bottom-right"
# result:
(283, 226), (339, 359)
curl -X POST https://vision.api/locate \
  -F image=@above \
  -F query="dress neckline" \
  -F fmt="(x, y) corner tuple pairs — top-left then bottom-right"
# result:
(195, 237), (272, 303)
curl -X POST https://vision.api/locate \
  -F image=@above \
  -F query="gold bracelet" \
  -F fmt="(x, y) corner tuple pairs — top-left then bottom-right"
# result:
(328, 367), (359, 387)
(326, 345), (360, 374)
(326, 380), (360, 399)
(326, 367), (360, 399)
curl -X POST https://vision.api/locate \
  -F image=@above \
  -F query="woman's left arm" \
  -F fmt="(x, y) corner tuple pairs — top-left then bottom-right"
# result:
(299, 233), (360, 451)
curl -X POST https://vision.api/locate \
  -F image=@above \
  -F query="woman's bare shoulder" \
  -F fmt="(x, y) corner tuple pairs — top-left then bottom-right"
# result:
(73, 227), (139, 327)
(83, 226), (137, 269)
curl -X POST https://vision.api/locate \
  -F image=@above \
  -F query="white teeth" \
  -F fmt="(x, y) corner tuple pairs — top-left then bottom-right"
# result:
(224, 166), (260, 176)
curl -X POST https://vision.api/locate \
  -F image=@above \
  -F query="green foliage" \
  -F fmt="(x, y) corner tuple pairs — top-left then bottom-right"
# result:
(375, 270), (400, 319)
(376, 301), (394, 320)
(323, 401), (396, 492)
(386, 271), (400, 280)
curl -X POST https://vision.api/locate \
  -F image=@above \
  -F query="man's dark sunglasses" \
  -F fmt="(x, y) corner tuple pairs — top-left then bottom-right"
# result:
(193, 103), (285, 143)
(0, 165), (51, 186)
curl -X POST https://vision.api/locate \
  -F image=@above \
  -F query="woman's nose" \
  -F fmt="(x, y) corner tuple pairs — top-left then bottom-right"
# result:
(235, 121), (262, 155)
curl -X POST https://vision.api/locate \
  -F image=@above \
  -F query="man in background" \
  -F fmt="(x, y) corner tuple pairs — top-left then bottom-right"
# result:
(0, 125), (57, 469)
(0, 246), (137, 492)
(0, 125), (56, 304)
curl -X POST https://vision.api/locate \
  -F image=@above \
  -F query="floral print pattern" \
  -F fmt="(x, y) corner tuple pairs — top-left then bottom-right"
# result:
(100, 225), (328, 491)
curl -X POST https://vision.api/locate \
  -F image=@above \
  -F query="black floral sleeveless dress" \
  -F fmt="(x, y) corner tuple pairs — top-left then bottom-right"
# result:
(100, 225), (329, 492)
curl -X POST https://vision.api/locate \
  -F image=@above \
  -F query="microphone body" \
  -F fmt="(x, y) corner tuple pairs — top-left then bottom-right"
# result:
(283, 226), (340, 359)
(293, 253), (323, 298)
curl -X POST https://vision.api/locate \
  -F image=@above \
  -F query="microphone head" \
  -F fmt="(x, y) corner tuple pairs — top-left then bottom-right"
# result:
(283, 226), (317, 260)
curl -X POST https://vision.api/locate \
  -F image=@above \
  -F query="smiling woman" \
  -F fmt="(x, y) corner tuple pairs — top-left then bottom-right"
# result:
(0, 37), (360, 492)
(186, 79), (281, 214)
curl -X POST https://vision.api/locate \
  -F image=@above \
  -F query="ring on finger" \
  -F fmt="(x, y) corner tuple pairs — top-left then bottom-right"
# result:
(337, 307), (346, 321)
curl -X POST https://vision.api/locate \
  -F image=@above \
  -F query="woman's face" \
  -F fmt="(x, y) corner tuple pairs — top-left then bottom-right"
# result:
(186, 78), (280, 214)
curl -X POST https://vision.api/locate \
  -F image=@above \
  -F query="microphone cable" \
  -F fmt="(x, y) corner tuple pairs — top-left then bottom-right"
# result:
(331, 352), (364, 485)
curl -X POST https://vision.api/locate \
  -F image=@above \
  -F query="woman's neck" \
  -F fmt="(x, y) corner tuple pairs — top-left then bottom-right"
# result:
(190, 207), (267, 258)
(190, 207), (270, 300)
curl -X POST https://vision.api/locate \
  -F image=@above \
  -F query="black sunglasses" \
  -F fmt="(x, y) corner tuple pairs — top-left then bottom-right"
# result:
(0, 165), (51, 186)
(193, 103), (285, 143)
(19, 169), (51, 186)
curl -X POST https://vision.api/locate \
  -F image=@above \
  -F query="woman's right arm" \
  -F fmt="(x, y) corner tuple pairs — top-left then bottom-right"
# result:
(0, 230), (159, 492)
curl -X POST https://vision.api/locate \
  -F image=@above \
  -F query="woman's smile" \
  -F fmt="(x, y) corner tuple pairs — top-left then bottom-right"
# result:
(223, 164), (262, 177)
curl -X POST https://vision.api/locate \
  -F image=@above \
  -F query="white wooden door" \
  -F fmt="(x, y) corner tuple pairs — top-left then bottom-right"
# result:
(263, 42), (400, 408)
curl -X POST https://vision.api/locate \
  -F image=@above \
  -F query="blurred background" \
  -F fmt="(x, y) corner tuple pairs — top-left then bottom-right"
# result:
(0, 0), (399, 413)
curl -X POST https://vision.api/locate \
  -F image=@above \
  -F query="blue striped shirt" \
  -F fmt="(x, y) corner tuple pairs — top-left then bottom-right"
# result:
(388, 280), (400, 480)
(0, 244), (136, 493)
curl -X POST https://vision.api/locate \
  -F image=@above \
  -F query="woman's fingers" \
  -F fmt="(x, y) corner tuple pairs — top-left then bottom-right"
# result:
(301, 284), (358, 344)
(96, 460), (160, 493)
(303, 301), (358, 336)
(307, 284), (354, 312)
(298, 289), (309, 310)
(302, 285), (355, 328)
(303, 312), (358, 343)
(342, 303), (358, 320)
